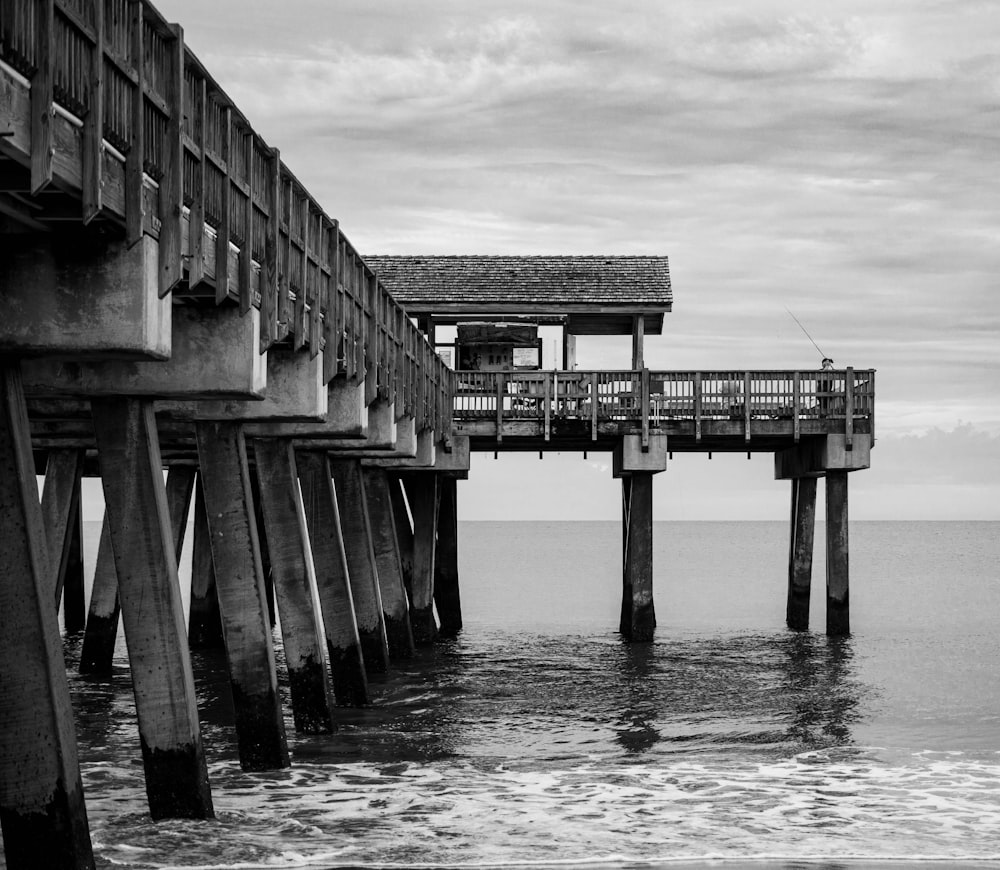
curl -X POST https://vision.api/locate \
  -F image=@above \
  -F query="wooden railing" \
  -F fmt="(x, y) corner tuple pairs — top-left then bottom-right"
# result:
(453, 369), (875, 443)
(0, 0), (454, 437)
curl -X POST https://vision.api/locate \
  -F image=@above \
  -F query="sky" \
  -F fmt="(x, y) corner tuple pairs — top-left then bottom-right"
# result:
(151, 0), (999, 520)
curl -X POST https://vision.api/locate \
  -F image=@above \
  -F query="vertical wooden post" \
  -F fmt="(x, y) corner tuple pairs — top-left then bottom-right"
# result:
(30, 0), (55, 194)
(786, 476), (817, 631)
(195, 422), (289, 771)
(631, 314), (644, 370)
(252, 439), (335, 733)
(402, 474), (439, 645)
(91, 398), (213, 820)
(78, 515), (119, 674)
(297, 451), (369, 706)
(434, 476), (462, 638)
(0, 365), (95, 869)
(188, 476), (224, 649)
(124, 0), (144, 244)
(620, 472), (655, 642)
(329, 460), (390, 673)
(159, 24), (185, 297)
(825, 471), (850, 636)
(361, 468), (414, 660)
(81, 0), (105, 224)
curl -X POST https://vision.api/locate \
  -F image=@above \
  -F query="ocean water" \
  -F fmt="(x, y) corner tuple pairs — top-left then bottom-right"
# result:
(12, 521), (1000, 868)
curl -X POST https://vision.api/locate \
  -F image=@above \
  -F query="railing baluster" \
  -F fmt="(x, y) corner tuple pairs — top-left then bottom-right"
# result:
(82, 0), (104, 222)
(793, 371), (801, 442)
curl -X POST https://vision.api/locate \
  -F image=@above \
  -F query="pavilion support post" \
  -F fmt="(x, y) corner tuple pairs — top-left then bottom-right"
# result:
(620, 473), (655, 642)
(388, 473), (415, 601)
(402, 474), (439, 645)
(786, 477), (817, 631)
(361, 467), (414, 660)
(0, 364), (95, 869)
(434, 476), (463, 638)
(252, 439), (335, 733)
(195, 422), (289, 771)
(91, 398), (213, 820)
(329, 460), (390, 673)
(78, 515), (119, 674)
(297, 451), (369, 707)
(825, 471), (850, 636)
(62, 483), (86, 633)
(188, 478), (224, 649)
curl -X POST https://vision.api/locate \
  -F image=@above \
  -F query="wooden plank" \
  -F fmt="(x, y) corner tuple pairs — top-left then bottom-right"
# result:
(238, 132), (253, 314)
(125, 0), (144, 244)
(260, 147), (280, 351)
(188, 76), (208, 288)
(214, 105), (231, 304)
(159, 24), (185, 297)
(30, 0), (55, 194)
(82, 0), (105, 223)
(0, 364), (95, 868)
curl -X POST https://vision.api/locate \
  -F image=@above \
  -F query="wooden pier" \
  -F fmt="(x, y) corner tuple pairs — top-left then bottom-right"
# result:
(1, 4), (874, 868)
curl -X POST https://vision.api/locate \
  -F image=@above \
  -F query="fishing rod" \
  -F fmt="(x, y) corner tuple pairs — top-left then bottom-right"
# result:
(784, 307), (829, 362)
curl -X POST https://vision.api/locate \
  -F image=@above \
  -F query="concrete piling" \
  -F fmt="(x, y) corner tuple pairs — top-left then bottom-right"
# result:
(825, 471), (850, 636)
(297, 450), (370, 706)
(78, 515), (120, 674)
(786, 477), (817, 631)
(195, 422), (290, 770)
(91, 398), (214, 820)
(388, 473), (415, 602)
(40, 448), (83, 610)
(62, 483), (86, 633)
(253, 439), (335, 733)
(330, 459), (391, 673)
(620, 473), (655, 642)
(362, 467), (415, 659)
(402, 474), (440, 645)
(0, 365), (95, 869)
(434, 476), (463, 638)
(188, 478), (224, 649)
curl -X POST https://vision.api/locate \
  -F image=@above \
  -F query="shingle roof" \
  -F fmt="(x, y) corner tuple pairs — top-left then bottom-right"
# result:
(363, 255), (672, 311)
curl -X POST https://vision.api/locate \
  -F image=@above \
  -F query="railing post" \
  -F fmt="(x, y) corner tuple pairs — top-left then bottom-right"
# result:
(641, 368), (650, 449)
(82, 0), (105, 223)
(744, 370), (752, 443)
(693, 371), (702, 442)
(495, 372), (504, 444)
(125, 0), (144, 244)
(159, 24), (185, 297)
(845, 366), (854, 450)
(792, 371), (801, 443)
(591, 372), (598, 441)
(30, 0), (55, 194)
(543, 371), (551, 441)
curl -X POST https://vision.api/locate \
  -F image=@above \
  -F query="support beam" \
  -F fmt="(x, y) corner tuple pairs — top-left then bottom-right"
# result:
(78, 516), (119, 674)
(78, 467), (194, 674)
(297, 451), (369, 706)
(402, 474), (439, 645)
(0, 364), (95, 869)
(620, 473), (655, 642)
(195, 422), (289, 770)
(252, 439), (335, 733)
(388, 474), (415, 602)
(786, 477), (817, 631)
(361, 468), (415, 660)
(825, 471), (850, 636)
(91, 398), (213, 820)
(329, 460), (390, 673)
(187, 478), (224, 649)
(61, 487), (86, 633)
(434, 476), (463, 638)
(40, 449), (83, 608)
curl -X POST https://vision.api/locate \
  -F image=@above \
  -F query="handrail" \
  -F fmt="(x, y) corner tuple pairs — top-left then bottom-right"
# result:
(453, 369), (875, 441)
(0, 0), (454, 437)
